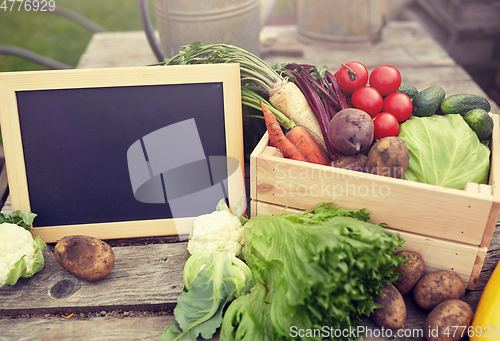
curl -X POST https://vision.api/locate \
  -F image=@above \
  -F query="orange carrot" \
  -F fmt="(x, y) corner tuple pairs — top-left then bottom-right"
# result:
(260, 101), (306, 162)
(286, 126), (330, 166)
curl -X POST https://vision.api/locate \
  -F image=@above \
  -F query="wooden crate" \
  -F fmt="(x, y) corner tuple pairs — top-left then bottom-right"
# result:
(249, 115), (500, 290)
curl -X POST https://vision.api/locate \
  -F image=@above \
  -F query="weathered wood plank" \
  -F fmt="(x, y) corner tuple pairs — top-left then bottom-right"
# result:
(0, 243), (187, 315)
(0, 315), (176, 341)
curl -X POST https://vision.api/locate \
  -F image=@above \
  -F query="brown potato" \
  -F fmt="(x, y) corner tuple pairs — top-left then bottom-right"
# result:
(54, 235), (114, 281)
(370, 283), (406, 329)
(365, 136), (410, 178)
(331, 153), (367, 172)
(424, 299), (473, 341)
(393, 250), (425, 295)
(414, 270), (465, 311)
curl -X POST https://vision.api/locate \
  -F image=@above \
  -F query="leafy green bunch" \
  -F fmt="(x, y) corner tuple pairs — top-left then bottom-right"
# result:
(224, 203), (406, 341)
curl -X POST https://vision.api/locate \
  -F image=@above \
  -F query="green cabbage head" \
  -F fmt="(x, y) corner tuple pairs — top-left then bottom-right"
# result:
(399, 114), (490, 190)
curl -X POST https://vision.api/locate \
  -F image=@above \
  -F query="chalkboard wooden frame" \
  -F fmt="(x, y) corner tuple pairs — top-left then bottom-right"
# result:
(0, 64), (245, 243)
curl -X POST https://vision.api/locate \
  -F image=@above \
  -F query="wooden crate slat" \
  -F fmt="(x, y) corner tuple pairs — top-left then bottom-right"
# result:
(252, 147), (493, 246)
(251, 200), (482, 289)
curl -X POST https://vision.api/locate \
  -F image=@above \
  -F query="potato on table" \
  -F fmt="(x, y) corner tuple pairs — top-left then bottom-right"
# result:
(393, 250), (425, 295)
(414, 270), (465, 311)
(370, 283), (406, 329)
(54, 235), (114, 281)
(424, 299), (473, 341)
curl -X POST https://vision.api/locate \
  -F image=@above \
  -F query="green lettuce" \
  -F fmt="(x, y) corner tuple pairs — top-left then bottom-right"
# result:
(398, 114), (490, 189)
(1, 210), (46, 287)
(241, 202), (406, 341)
(220, 282), (274, 341)
(159, 250), (253, 341)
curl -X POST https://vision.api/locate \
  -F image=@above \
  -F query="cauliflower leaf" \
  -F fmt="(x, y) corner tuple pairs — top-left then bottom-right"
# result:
(159, 250), (253, 341)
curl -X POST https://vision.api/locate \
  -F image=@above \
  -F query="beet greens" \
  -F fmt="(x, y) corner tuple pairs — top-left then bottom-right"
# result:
(274, 63), (350, 160)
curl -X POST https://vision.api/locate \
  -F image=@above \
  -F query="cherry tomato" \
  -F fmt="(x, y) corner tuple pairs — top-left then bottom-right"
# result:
(382, 92), (412, 122)
(336, 61), (369, 95)
(369, 65), (402, 96)
(351, 86), (383, 118)
(373, 112), (399, 140)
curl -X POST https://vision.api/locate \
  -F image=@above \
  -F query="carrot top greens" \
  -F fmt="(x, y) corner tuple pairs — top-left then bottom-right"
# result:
(155, 41), (285, 94)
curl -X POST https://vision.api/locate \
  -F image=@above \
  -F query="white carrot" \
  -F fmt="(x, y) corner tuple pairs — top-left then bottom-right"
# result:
(269, 81), (323, 140)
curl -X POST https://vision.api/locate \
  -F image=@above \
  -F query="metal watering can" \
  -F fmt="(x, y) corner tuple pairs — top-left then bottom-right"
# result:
(137, 0), (278, 61)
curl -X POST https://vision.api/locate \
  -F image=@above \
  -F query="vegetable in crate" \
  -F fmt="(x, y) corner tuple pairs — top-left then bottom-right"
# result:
(327, 108), (374, 155)
(372, 112), (400, 140)
(440, 93), (491, 116)
(398, 114), (490, 190)
(159, 250), (253, 341)
(463, 108), (494, 141)
(365, 136), (409, 179)
(351, 86), (384, 118)
(241, 202), (406, 340)
(188, 197), (247, 257)
(276, 63), (350, 160)
(397, 81), (418, 100)
(412, 86), (446, 117)
(0, 210), (46, 287)
(257, 100), (329, 165)
(369, 65), (402, 97)
(335, 61), (369, 95)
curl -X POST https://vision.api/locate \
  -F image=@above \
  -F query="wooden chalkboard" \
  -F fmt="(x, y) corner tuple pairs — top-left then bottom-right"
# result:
(0, 64), (245, 243)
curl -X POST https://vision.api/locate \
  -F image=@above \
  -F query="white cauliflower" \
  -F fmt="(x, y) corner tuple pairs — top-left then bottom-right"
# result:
(187, 209), (245, 256)
(0, 222), (46, 287)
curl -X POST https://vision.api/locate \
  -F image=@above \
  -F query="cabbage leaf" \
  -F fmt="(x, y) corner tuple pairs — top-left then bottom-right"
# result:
(398, 114), (490, 190)
(159, 250), (253, 341)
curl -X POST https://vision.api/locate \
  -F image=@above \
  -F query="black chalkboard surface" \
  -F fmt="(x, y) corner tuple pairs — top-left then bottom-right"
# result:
(0, 64), (245, 242)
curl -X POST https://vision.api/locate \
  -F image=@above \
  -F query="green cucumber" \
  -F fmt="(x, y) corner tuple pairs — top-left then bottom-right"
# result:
(463, 108), (494, 141)
(412, 85), (445, 117)
(397, 81), (418, 100)
(440, 93), (491, 116)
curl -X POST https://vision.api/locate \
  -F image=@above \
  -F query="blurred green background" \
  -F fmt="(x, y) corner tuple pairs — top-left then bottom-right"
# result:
(0, 0), (156, 72)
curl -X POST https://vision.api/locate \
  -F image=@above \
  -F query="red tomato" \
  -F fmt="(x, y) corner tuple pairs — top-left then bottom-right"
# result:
(336, 61), (369, 95)
(382, 92), (412, 122)
(351, 86), (383, 118)
(369, 65), (402, 96)
(373, 112), (399, 140)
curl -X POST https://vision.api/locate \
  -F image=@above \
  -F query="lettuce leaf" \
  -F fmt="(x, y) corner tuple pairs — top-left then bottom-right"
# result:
(220, 283), (275, 341)
(243, 202), (406, 341)
(398, 114), (490, 189)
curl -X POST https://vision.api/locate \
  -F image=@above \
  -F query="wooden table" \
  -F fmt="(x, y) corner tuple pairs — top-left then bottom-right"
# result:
(1, 20), (499, 341)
